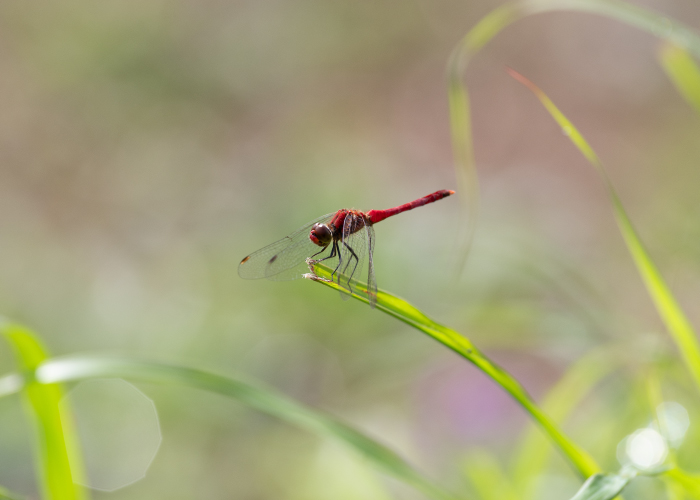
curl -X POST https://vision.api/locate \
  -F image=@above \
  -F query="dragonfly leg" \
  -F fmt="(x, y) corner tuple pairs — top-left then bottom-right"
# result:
(310, 244), (331, 260)
(315, 241), (338, 264)
(330, 241), (345, 283)
(341, 241), (360, 294)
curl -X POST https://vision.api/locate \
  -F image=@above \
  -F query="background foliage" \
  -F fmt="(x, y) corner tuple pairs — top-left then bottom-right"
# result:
(0, 0), (699, 498)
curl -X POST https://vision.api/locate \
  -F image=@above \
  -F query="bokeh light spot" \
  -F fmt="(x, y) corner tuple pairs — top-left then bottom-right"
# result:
(656, 401), (690, 448)
(60, 379), (161, 491)
(624, 428), (668, 470)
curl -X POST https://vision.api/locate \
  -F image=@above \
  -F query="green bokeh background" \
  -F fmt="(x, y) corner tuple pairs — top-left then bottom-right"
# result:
(0, 0), (699, 498)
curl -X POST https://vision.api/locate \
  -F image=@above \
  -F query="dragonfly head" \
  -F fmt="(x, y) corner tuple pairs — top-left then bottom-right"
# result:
(309, 223), (333, 247)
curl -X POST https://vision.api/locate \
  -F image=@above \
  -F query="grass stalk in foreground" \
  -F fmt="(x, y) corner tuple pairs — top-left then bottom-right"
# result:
(2, 324), (87, 500)
(305, 263), (600, 479)
(507, 68), (700, 395)
(0, 332), (458, 500)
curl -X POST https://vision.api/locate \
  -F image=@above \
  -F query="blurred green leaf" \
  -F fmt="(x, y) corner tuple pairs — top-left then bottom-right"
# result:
(659, 43), (700, 114)
(664, 468), (700, 499)
(0, 355), (460, 500)
(0, 485), (26, 500)
(568, 468), (637, 500)
(664, 478), (686, 500)
(462, 450), (518, 500)
(306, 263), (600, 478)
(507, 68), (700, 395)
(1, 324), (87, 500)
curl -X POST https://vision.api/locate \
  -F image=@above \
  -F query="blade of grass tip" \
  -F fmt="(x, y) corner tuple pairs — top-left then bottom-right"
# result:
(658, 42), (700, 115)
(1, 324), (87, 500)
(507, 68), (700, 395)
(305, 263), (600, 478)
(513, 349), (618, 497)
(446, 0), (700, 271)
(567, 466), (637, 500)
(31, 356), (458, 500)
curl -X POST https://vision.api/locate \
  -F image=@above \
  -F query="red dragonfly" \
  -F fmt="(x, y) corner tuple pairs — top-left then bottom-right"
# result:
(238, 189), (455, 307)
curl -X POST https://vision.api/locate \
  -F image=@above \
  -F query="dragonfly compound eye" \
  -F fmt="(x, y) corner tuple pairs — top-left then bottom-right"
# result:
(309, 223), (332, 247)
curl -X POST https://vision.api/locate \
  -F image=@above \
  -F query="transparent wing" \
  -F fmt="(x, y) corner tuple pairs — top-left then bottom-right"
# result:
(238, 213), (335, 281)
(365, 224), (378, 308)
(335, 214), (369, 301)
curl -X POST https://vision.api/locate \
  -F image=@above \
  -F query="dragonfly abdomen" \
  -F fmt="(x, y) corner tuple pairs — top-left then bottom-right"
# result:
(366, 189), (454, 224)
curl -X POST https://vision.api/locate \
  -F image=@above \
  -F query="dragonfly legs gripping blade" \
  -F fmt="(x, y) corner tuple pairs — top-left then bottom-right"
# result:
(303, 258), (331, 283)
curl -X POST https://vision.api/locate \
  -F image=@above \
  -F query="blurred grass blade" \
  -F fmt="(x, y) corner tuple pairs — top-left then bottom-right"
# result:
(23, 356), (458, 500)
(447, 0), (700, 271)
(568, 468), (637, 500)
(462, 450), (518, 500)
(447, 61), (480, 274)
(0, 485), (26, 500)
(513, 349), (618, 496)
(664, 477), (686, 500)
(507, 68), (700, 394)
(658, 42), (700, 114)
(664, 468), (700, 499)
(1, 324), (87, 500)
(305, 264), (600, 478)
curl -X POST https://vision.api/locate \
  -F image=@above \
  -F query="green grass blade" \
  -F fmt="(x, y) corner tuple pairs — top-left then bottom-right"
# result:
(508, 69), (700, 394)
(664, 468), (700, 499)
(0, 485), (27, 500)
(658, 42), (700, 114)
(462, 450), (518, 500)
(447, 70), (480, 274)
(21, 356), (458, 500)
(568, 467), (637, 500)
(305, 264), (600, 478)
(1, 324), (87, 500)
(447, 0), (700, 270)
(513, 349), (618, 495)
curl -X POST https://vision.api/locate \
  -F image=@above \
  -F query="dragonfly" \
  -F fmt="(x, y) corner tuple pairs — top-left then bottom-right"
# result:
(238, 189), (455, 308)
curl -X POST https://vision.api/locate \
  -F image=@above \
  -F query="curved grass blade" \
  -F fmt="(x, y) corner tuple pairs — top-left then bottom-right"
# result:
(507, 68), (700, 395)
(663, 468), (700, 499)
(568, 467), (637, 500)
(658, 42), (700, 114)
(0, 355), (459, 500)
(0, 485), (26, 500)
(512, 349), (618, 496)
(305, 263), (600, 478)
(462, 450), (518, 500)
(1, 324), (87, 500)
(447, 0), (700, 272)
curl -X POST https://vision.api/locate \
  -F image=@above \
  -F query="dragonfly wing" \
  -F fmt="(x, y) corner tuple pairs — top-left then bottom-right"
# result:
(266, 236), (334, 281)
(238, 213), (335, 280)
(336, 214), (368, 301)
(365, 224), (378, 308)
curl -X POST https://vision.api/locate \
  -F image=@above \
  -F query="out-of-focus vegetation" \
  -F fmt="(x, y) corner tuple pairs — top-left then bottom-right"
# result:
(1, 0), (700, 498)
